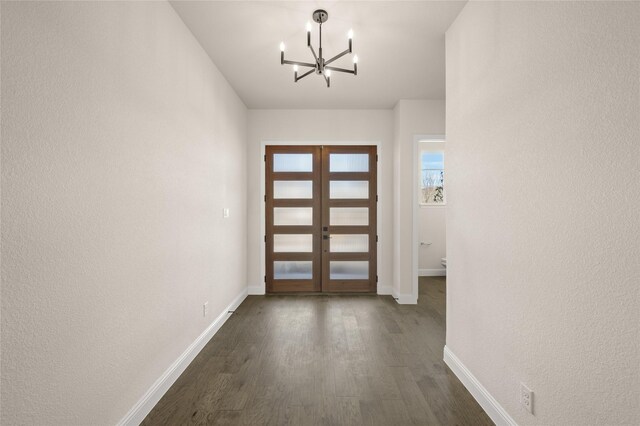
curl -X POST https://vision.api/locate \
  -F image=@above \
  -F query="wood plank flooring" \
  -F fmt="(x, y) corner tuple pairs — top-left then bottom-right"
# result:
(142, 277), (493, 425)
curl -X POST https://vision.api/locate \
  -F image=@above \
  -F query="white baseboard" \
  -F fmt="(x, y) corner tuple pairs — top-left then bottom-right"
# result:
(392, 288), (417, 304)
(118, 288), (248, 426)
(419, 268), (446, 277)
(247, 285), (265, 295)
(377, 285), (392, 295)
(443, 346), (517, 426)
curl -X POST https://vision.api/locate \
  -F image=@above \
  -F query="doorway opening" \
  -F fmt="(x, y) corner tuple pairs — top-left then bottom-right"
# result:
(413, 136), (446, 302)
(265, 145), (377, 293)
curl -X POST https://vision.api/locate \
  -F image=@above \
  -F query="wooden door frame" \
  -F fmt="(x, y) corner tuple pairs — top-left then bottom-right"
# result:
(258, 140), (383, 295)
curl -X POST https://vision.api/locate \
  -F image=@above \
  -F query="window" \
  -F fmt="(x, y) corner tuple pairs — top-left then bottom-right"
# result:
(420, 149), (445, 205)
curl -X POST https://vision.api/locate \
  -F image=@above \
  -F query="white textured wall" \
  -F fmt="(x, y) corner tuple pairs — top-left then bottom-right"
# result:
(393, 100), (445, 301)
(247, 110), (394, 294)
(1, 2), (247, 424)
(446, 2), (639, 425)
(418, 206), (446, 272)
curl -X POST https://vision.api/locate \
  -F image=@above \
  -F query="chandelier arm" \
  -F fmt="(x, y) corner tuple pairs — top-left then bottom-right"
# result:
(324, 49), (351, 66)
(295, 68), (315, 82)
(283, 60), (316, 68)
(309, 44), (318, 62)
(325, 65), (355, 75)
(322, 72), (330, 88)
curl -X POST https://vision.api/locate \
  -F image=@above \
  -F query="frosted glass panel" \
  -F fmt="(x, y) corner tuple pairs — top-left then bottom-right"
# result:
(273, 181), (312, 199)
(330, 261), (369, 280)
(330, 154), (369, 172)
(273, 234), (313, 252)
(274, 208), (313, 226)
(330, 235), (369, 252)
(274, 261), (312, 280)
(330, 208), (369, 226)
(330, 181), (369, 199)
(273, 154), (313, 172)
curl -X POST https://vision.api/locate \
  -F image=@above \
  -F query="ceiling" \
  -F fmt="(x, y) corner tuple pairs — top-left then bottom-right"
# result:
(170, 1), (466, 109)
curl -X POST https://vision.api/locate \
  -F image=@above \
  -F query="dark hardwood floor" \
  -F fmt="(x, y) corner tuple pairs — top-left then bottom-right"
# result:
(142, 277), (493, 425)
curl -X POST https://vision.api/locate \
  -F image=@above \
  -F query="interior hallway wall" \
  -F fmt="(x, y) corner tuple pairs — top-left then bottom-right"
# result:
(446, 1), (640, 424)
(1, 2), (247, 424)
(418, 207), (446, 274)
(393, 100), (445, 302)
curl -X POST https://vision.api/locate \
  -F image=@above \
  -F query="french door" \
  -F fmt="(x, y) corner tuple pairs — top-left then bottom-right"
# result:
(265, 145), (377, 293)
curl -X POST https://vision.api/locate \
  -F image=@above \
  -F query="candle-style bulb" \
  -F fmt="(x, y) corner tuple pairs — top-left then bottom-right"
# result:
(293, 65), (299, 72)
(279, 42), (285, 52)
(306, 21), (312, 32)
(348, 29), (354, 39)
(353, 55), (359, 64)
(325, 70), (331, 78)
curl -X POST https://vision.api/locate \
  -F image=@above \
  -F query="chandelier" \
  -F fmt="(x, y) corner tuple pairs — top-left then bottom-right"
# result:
(279, 9), (358, 88)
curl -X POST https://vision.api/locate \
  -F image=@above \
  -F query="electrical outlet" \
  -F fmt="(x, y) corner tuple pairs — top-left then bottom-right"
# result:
(203, 302), (208, 317)
(520, 383), (533, 414)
